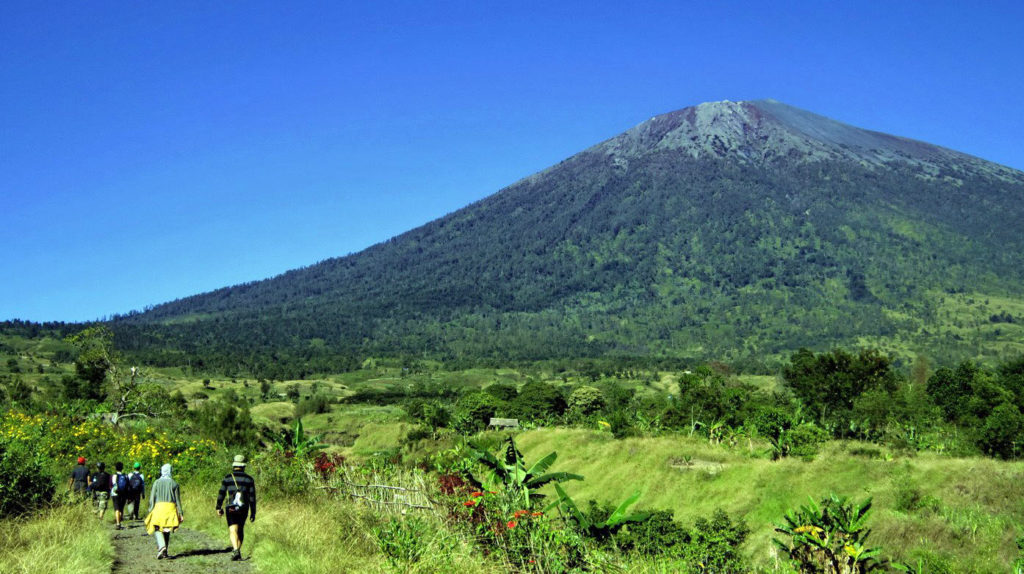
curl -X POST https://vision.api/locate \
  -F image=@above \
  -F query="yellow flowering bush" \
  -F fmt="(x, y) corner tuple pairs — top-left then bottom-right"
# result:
(0, 410), (220, 480)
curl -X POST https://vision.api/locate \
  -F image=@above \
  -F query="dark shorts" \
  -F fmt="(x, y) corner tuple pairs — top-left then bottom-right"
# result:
(112, 495), (126, 512)
(225, 507), (248, 527)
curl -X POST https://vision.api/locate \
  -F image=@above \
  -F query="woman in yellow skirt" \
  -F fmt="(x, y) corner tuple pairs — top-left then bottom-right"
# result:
(144, 463), (183, 559)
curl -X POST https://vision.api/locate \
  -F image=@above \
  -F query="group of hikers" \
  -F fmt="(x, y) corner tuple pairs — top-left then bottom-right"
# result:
(69, 454), (257, 562)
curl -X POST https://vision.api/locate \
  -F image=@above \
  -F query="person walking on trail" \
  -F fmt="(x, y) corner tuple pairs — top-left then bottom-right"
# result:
(125, 462), (145, 521)
(215, 454), (256, 561)
(68, 456), (89, 500)
(111, 462), (129, 530)
(89, 462), (111, 519)
(144, 463), (183, 560)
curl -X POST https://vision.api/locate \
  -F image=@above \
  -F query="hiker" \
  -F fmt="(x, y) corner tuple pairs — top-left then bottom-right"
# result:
(111, 462), (128, 530)
(90, 462), (111, 519)
(215, 454), (257, 561)
(145, 463), (183, 560)
(68, 456), (89, 500)
(125, 462), (145, 520)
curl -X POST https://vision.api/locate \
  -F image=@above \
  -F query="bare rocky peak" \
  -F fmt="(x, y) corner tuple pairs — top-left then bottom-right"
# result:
(600, 99), (1020, 182)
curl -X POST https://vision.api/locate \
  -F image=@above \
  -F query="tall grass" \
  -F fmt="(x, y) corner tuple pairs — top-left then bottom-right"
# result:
(0, 502), (112, 574)
(514, 428), (1024, 572)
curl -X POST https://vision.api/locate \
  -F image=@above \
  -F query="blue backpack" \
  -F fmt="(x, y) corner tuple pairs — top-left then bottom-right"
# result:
(115, 472), (129, 495)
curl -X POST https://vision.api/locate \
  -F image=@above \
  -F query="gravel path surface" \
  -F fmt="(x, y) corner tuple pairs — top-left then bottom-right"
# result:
(109, 519), (253, 574)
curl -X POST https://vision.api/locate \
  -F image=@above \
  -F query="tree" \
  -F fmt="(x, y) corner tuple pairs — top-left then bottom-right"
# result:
(782, 348), (899, 432)
(568, 386), (606, 417)
(977, 402), (1023, 459)
(65, 326), (162, 424)
(513, 381), (566, 420)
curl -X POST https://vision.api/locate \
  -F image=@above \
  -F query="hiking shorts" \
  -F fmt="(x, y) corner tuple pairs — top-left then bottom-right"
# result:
(112, 495), (126, 512)
(94, 492), (109, 511)
(225, 506), (248, 527)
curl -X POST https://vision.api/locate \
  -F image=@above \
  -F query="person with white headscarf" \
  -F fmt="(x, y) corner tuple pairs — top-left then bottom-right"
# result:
(144, 463), (183, 560)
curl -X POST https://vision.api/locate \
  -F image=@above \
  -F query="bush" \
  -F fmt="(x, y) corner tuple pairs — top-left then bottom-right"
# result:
(615, 509), (690, 556)
(0, 438), (55, 517)
(685, 509), (749, 573)
(773, 422), (829, 460)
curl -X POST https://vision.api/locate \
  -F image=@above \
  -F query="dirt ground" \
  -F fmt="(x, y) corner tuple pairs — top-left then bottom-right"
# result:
(109, 518), (252, 574)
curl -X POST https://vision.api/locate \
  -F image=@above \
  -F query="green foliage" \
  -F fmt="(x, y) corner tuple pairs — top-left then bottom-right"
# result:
(977, 402), (1023, 459)
(772, 422), (829, 460)
(774, 494), (889, 573)
(275, 417), (327, 459)
(783, 348), (900, 434)
(685, 509), (750, 574)
(373, 516), (433, 568)
(613, 508), (690, 557)
(513, 381), (566, 421)
(466, 435), (582, 508)
(453, 391), (503, 433)
(0, 438), (54, 517)
(567, 385), (606, 418)
(193, 400), (259, 447)
(552, 484), (648, 542)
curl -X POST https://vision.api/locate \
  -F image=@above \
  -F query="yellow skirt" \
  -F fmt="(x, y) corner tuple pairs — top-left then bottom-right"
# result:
(144, 502), (181, 534)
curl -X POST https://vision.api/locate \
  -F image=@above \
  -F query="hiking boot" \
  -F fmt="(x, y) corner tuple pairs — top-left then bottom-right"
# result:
(231, 550), (241, 561)
(157, 547), (168, 560)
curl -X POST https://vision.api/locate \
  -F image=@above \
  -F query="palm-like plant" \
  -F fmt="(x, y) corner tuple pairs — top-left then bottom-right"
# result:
(550, 483), (649, 540)
(466, 436), (582, 507)
(774, 494), (888, 573)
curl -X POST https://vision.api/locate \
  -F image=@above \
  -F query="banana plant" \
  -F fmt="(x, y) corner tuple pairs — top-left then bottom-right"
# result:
(275, 417), (327, 458)
(774, 494), (888, 573)
(466, 436), (582, 506)
(549, 483), (649, 540)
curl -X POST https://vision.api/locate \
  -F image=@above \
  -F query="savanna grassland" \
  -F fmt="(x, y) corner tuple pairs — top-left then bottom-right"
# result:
(3, 327), (1024, 573)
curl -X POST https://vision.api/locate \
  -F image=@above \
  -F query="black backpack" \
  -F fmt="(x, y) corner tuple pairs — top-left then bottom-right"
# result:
(91, 471), (110, 493)
(128, 472), (144, 496)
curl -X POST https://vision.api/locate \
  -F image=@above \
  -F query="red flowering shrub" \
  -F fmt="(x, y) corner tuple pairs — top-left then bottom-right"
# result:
(312, 452), (346, 480)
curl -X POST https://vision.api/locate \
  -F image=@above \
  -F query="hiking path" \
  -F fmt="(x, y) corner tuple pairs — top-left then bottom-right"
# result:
(110, 518), (253, 574)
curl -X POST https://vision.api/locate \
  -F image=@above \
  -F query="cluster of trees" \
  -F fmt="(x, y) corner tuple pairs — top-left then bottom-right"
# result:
(385, 348), (1024, 462)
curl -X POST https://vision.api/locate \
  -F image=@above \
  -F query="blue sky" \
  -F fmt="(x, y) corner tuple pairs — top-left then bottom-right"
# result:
(2, 1), (1022, 322)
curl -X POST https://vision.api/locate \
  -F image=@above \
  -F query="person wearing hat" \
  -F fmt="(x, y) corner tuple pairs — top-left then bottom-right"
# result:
(68, 456), (90, 500)
(215, 454), (257, 561)
(125, 462), (146, 521)
(89, 462), (112, 519)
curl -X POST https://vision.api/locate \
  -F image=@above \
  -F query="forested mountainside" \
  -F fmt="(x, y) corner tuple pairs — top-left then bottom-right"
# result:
(109, 100), (1024, 373)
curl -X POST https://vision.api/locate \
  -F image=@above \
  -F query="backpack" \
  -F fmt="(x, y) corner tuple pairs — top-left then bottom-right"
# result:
(114, 472), (128, 496)
(91, 472), (110, 494)
(226, 473), (245, 511)
(128, 472), (144, 496)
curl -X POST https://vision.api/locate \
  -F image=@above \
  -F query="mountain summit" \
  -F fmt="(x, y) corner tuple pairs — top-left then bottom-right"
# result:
(117, 100), (1024, 371)
(606, 100), (1015, 176)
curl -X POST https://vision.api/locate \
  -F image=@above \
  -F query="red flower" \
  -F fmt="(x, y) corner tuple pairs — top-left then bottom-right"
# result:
(463, 500), (476, 507)
(470, 491), (484, 498)
(513, 510), (529, 518)
(531, 511), (543, 517)
(507, 521), (517, 529)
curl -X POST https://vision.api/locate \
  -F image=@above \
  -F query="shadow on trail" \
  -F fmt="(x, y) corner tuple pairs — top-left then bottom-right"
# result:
(173, 547), (233, 558)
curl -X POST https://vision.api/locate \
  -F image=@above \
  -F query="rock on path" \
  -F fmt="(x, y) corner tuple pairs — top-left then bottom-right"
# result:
(110, 519), (252, 574)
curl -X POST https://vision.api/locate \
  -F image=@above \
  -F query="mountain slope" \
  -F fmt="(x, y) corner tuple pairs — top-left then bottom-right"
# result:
(114, 100), (1024, 369)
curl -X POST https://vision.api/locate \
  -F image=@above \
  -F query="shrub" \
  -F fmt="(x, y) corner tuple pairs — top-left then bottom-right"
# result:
(773, 422), (829, 460)
(373, 516), (432, 568)
(685, 509), (749, 573)
(0, 438), (54, 517)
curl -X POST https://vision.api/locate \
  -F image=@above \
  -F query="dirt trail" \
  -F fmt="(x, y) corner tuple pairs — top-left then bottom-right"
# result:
(110, 518), (252, 574)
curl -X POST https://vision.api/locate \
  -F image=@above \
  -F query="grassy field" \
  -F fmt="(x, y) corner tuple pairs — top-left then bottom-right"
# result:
(513, 428), (1024, 572)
